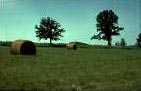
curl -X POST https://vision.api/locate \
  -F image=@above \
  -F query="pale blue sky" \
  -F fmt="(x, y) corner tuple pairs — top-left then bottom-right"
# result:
(0, 0), (141, 45)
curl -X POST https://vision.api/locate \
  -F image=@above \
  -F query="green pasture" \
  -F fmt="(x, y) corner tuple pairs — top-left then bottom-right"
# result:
(0, 46), (141, 90)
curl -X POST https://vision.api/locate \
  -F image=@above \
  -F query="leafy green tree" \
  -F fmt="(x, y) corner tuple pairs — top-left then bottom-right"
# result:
(35, 17), (65, 45)
(91, 10), (124, 46)
(136, 33), (141, 47)
(120, 38), (126, 47)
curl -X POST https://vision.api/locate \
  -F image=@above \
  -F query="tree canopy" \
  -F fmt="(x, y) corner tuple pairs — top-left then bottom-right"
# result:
(35, 17), (65, 45)
(91, 10), (124, 46)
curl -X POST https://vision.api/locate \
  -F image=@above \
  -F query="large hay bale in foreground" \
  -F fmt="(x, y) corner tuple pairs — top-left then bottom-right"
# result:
(66, 42), (77, 50)
(10, 40), (36, 55)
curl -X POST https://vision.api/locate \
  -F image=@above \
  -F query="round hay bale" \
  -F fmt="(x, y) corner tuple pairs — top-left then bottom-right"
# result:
(10, 40), (36, 55)
(66, 42), (77, 50)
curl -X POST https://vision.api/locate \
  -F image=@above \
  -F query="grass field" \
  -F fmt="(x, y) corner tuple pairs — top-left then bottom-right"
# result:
(0, 46), (141, 90)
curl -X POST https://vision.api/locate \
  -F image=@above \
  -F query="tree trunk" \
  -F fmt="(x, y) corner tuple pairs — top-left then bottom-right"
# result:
(49, 38), (52, 45)
(107, 34), (112, 46)
(108, 40), (111, 46)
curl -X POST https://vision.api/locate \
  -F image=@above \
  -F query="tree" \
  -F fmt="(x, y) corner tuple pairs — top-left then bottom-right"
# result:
(120, 38), (126, 47)
(136, 33), (141, 47)
(35, 17), (65, 45)
(115, 41), (120, 46)
(91, 10), (124, 46)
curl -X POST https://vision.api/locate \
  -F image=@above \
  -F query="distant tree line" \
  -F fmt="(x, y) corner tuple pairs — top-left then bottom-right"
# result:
(115, 38), (127, 47)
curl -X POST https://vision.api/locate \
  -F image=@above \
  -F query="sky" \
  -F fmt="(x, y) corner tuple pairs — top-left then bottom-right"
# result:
(0, 0), (141, 45)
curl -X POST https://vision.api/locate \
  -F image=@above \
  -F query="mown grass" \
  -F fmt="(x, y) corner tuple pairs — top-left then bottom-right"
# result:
(0, 46), (141, 90)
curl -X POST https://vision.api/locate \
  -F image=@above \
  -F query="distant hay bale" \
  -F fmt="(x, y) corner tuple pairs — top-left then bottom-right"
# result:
(10, 40), (36, 55)
(66, 42), (77, 50)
